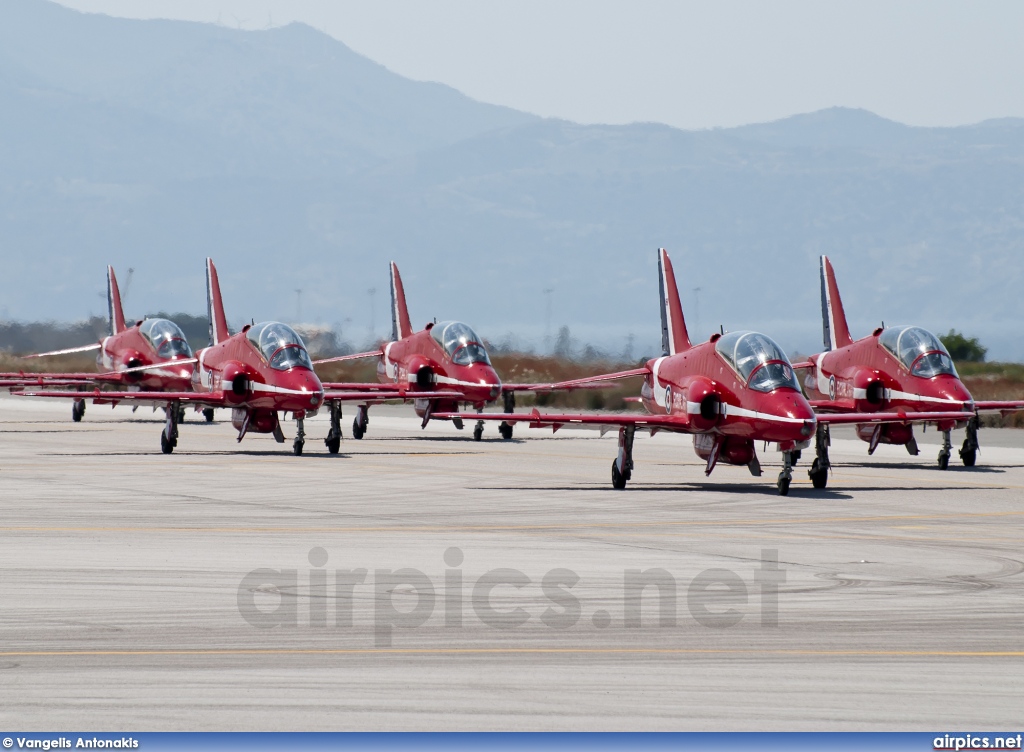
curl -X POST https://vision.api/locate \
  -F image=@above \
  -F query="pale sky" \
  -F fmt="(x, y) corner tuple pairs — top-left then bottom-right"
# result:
(52, 0), (1024, 129)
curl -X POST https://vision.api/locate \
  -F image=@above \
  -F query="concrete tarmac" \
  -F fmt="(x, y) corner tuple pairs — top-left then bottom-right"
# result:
(1, 395), (1022, 730)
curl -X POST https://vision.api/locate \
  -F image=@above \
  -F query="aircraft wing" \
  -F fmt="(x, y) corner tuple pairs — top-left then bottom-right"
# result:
(502, 367), (648, 393)
(0, 359), (198, 387)
(322, 389), (465, 402)
(313, 350), (383, 365)
(319, 382), (410, 391)
(974, 401), (1024, 413)
(431, 408), (689, 433)
(816, 410), (974, 425)
(15, 389), (226, 408)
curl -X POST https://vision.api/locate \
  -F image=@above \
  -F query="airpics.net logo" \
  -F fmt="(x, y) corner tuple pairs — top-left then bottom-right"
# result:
(236, 547), (786, 647)
(934, 735), (1023, 750)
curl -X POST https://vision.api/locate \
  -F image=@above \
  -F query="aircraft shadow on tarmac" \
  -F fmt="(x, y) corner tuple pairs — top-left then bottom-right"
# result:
(44, 449), (483, 458)
(833, 461), (1019, 473)
(470, 482), (997, 497)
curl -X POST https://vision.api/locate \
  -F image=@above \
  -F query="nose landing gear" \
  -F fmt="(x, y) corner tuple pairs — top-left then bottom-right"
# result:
(160, 401), (179, 454)
(960, 415), (979, 467)
(293, 415), (305, 455)
(938, 429), (952, 470)
(777, 450), (794, 496)
(473, 407), (484, 441)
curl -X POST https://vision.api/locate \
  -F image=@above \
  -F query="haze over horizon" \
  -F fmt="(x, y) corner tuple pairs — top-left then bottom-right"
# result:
(2, 0), (1023, 360)
(51, 0), (1024, 131)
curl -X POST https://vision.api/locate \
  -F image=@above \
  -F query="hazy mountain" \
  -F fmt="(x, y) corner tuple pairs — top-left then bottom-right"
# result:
(2, 0), (1023, 359)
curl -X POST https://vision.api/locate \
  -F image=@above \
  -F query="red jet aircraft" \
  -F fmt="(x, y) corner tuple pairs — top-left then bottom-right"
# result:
(18, 259), (456, 455)
(797, 256), (1024, 476)
(436, 249), (972, 494)
(315, 261), (620, 442)
(1, 266), (200, 422)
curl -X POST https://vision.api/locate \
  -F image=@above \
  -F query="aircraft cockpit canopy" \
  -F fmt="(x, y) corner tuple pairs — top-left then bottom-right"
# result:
(247, 322), (313, 371)
(139, 318), (193, 359)
(430, 321), (492, 366)
(715, 331), (800, 393)
(879, 326), (957, 378)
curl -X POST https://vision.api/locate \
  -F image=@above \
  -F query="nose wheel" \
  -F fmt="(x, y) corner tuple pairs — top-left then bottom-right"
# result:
(293, 416), (306, 455)
(938, 429), (952, 470)
(960, 415), (979, 467)
(777, 450), (794, 495)
(473, 407), (485, 441)
(160, 401), (179, 454)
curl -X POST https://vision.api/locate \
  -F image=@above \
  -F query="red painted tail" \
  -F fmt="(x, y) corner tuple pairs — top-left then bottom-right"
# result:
(206, 258), (229, 346)
(820, 256), (853, 351)
(106, 266), (127, 336)
(658, 248), (691, 356)
(390, 261), (413, 341)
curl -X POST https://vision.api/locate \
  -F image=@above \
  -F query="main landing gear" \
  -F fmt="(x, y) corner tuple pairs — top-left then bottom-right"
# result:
(499, 391), (515, 440)
(807, 424), (830, 489)
(325, 402), (342, 454)
(960, 415), (979, 467)
(610, 425), (635, 489)
(160, 402), (180, 454)
(938, 429), (952, 470)
(203, 408), (215, 423)
(293, 415), (306, 456)
(777, 450), (795, 496)
(352, 405), (369, 440)
(72, 399), (86, 422)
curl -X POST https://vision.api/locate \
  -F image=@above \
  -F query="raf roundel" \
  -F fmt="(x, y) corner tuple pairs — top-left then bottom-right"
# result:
(664, 385), (673, 415)
(828, 375), (837, 401)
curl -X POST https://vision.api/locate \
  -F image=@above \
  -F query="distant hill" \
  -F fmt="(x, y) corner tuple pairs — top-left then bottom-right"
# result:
(1, 0), (1023, 359)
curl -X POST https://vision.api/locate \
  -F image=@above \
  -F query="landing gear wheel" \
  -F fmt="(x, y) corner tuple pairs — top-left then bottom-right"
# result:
(203, 408), (215, 423)
(777, 473), (791, 496)
(160, 431), (174, 454)
(177, 407), (186, 423)
(499, 423), (513, 440)
(453, 417), (464, 430)
(611, 459), (628, 490)
(325, 436), (341, 454)
(791, 450), (801, 466)
(960, 446), (977, 467)
(938, 451), (950, 470)
(72, 400), (85, 422)
(293, 439), (304, 456)
(473, 424), (484, 441)
(809, 458), (828, 489)
(352, 418), (364, 440)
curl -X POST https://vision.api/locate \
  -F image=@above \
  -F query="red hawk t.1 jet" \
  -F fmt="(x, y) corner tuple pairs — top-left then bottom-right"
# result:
(17, 260), (455, 455)
(314, 261), (625, 442)
(796, 256), (1024, 476)
(2, 266), (199, 422)
(436, 249), (972, 495)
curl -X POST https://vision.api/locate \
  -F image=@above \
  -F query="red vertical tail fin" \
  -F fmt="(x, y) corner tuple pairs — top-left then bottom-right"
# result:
(820, 256), (853, 351)
(390, 261), (413, 341)
(658, 248), (691, 356)
(206, 258), (230, 346)
(106, 266), (127, 336)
